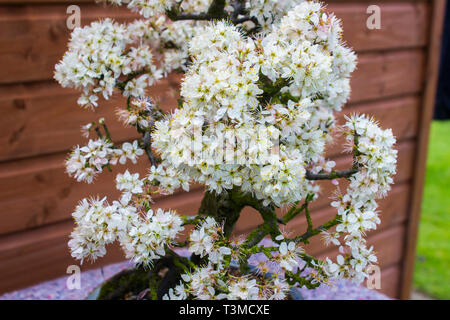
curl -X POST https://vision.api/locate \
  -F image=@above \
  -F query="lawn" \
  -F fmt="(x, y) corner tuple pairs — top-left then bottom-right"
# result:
(413, 120), (450, 299)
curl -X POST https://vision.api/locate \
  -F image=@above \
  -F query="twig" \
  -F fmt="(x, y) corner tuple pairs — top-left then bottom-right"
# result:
(168, 12), (218, 21)
(181, 215), (203, 226)
(242, 224), (270, 248)
(143, 132), (157, 166)
(116, 69), (149, 91)
(230, 0), (244, 21)
(281, 193), (315, 224)
(305, 168), (358, 181)
(166, 0), (258, 26)
(92, 122), (104, 139)
(167, 0), (227, 21)
(293, 215), (341, 244)
(304, 201), (313, 232)
(100, 120), (112, 142)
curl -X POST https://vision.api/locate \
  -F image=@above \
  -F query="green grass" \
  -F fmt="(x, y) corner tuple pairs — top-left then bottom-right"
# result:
(413, 120), (450, 299)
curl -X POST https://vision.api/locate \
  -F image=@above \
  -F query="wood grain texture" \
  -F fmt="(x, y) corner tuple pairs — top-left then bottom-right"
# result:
(0, 153), (204, 236)
(377, 264), (402, 298)
(0, 1), (428, 84)
(349, 49), (425, 104)
(400, 0), (447, 299)
(0, 77), (180, 162)
(317, 224), (406, 271)
(329, 95), (420, 158)
(0, 4), (137, 84)
(0, 220), (125, 294)
(329, 2), (429, 52)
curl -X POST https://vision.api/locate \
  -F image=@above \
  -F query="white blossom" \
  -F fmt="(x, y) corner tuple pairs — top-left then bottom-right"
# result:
(60, 0), (397, 300)
(324, 115), (397, 283)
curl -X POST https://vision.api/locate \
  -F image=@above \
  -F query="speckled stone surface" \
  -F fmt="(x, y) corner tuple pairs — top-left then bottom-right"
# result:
(0, 241), (391, 300)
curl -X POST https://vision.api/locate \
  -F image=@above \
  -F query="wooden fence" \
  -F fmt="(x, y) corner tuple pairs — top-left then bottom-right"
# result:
(0, 0), (445, 299)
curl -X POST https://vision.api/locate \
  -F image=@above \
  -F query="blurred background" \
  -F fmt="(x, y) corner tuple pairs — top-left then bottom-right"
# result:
(0, 0), (447, 300)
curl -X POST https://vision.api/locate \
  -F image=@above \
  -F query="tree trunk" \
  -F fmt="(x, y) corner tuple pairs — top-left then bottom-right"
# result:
(197, 188), (246, 236)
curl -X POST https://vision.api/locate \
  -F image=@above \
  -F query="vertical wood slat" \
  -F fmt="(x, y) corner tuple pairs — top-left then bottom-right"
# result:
(400, 0), (447, 299)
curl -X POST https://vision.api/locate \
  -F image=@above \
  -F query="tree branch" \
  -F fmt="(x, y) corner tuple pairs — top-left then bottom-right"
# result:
(167, 0), (227, 21)
(242, 224), (270, 248)
(168, 12), (217, 21)
(143, 132), (157, 166)
(305, 168), (358, 181)
(293, 215), (341, 244)
(234, 192), (281, 242)
(230, 0), (244, 21)
(166, 0), (258, 26)
(207, 0), (227, 17)
(181, 215), (203, 226)
(304, 201), (313, 232)
(281, 193), (315, 224)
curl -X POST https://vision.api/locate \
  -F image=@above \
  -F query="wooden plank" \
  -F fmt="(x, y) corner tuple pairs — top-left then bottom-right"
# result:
(0, 153), (203, 235)
(400, 0), (447, 299)
(0, 3), (427, 84)
(328, 2), (429, 52)
(378, 264), (401, 298)
(328, 95), (420, 158)
(0, 77), (180, 162)
(0, 3), (137, 84)
(0, 220), (126, 294)
(349, 49), (425, 104)
(0, 50), (424, 162)
(0, 138), (415, 236)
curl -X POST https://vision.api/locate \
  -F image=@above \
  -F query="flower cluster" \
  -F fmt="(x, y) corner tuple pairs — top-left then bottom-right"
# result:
(165, 232), (303, 300)
(122, 208), (184, 265)
(126, 16), (202, 75)
(149, 2), (356, 206)
(323, 115), (397, 283)
(54, 18), (163, 108)
(261, 1), (356, 111)
(68, 197), (130, 262)
(116, 170), (145, 202)
(102, 0), (305, 34)
(69, 191), (184, 266)
(116, 97), (163, 130)
(57, 0), (398, 301)
(68, 194), (294, 300)
(66, 139), (144, 183)
(189, 217), (232, 267)
(169, 225), (302, 300)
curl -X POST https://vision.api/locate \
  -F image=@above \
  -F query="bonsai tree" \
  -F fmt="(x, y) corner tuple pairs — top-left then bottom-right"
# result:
(55, 0), (397, 300)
